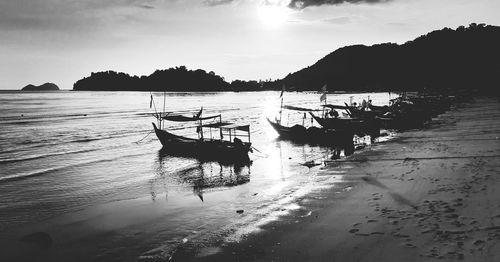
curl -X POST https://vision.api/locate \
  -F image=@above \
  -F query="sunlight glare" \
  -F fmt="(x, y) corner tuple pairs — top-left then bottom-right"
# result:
(257, 1), (290, 29)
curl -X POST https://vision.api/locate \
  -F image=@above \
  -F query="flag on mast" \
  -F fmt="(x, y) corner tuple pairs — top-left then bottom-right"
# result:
(320, 93), (327, 103)
(320, 84), (327, 103)
(195, 107), (203, 119)
(150, 95), (153, 108)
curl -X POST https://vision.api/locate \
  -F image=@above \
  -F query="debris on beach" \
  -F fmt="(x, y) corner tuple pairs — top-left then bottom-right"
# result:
(301, 160), (320, 168)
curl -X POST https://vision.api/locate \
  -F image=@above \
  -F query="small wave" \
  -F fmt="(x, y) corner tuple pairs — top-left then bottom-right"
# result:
(0, 167), (63, 183)
(73, 138), (101, 143)
(0, 152), (150, 184)
(0, 148), (98, 164)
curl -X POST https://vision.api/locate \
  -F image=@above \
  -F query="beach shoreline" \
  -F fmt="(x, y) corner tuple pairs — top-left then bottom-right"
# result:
(2, 96), (499, 262)
(177, 97), (500, 261)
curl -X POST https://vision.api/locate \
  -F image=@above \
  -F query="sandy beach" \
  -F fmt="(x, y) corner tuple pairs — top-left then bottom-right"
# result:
(1, 0), (499, 259)
(176, 96), (500, 261)
(2, 96), (499, 262)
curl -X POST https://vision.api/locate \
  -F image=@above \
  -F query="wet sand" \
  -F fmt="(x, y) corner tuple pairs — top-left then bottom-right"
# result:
(2, 96), (499, 262)
(181, 97), (500, 261)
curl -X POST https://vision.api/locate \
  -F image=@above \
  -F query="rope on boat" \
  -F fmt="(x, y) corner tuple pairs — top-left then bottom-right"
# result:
(135, 130), (153, 144)
(251, 146), (269, 158)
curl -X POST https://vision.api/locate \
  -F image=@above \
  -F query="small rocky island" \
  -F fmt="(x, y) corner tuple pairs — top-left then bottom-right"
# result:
(22, 83), (60, 91)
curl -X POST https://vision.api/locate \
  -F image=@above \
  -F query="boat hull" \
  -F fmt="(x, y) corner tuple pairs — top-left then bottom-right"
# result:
(152, 123), (251, 163)
(267, 119), (354, 148)
(309, 113), (380, 138)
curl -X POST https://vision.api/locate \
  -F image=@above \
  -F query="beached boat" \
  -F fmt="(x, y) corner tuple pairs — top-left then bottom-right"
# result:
(266, 102), (355, 154)
(152, 112), (252, 163)
(267, 118), (354, 146)
(309, 111), (381, 138)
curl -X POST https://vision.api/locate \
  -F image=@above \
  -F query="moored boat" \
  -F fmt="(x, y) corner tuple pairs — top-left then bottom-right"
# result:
(266, 118), (354, 147)
(152, 110), (252, 163)
(309, 111), (381, 138)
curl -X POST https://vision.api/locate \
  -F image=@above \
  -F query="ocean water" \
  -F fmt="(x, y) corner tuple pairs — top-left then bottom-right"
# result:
(0, 90), (393, 260)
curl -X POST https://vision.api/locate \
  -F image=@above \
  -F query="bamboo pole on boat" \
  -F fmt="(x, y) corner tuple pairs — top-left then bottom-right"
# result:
(162, 91), (166, 129)
(219, 115), (223, 140)
(279, 96), (283, 124)
(150, 91), (159, 128)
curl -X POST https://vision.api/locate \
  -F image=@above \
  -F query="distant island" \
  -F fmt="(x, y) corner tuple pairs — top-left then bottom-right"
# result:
(22, 83), (60, 91)
(73, 23), (500, 93)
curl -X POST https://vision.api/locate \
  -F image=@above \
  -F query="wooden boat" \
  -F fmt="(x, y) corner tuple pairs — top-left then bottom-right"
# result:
(267, 118), (354, 146)
(309, 112), (381, 138)
(152, 112), (252, 163)
(322, 103), (388, 120)
(267, 100), (356, 151)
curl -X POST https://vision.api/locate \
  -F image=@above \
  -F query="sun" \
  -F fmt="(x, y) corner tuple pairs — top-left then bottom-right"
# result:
(257, 3), (290, 29)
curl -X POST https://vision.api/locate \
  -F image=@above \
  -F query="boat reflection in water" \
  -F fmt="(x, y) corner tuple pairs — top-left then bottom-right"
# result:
(152, 148), (252, 202)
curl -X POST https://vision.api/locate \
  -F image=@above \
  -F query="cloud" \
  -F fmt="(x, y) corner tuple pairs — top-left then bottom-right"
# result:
(288, 0), (390, 9)
(139, 4), (156, 9)
(204, 0), (235, 6)
(322, 16), (353, 24)
(0, 0), (158, 33)
(200, 0), (390, 9)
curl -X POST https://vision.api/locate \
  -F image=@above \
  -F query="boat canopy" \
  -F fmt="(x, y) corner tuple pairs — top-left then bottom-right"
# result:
(200, 122), (232, 128)
(282, 105), (322, 112)
(201, 122), (250, 132)
(223, 124), (250, 132)
(321, 104), (352, 110)
(162, 114), (221, 122)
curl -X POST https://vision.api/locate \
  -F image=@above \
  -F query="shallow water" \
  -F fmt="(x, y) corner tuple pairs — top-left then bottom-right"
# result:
(0, 90), (393, 260)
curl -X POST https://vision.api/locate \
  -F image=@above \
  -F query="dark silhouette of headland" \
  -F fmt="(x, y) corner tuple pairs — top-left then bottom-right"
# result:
(73, 24), (500, 94)
(22, 83), (60, 91)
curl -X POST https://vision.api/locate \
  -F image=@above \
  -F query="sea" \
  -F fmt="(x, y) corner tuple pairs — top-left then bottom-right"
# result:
(0, 90), (394, 261)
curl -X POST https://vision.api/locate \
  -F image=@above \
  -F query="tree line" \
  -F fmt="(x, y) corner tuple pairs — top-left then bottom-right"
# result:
(74, 24), (500, 94)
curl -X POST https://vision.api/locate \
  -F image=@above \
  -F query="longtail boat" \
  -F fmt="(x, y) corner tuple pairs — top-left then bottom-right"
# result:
(309, 111), (381, 138)
(267, 118), (354, 146)
(267, 103), (354, 150)
(152, 110), (252, 163)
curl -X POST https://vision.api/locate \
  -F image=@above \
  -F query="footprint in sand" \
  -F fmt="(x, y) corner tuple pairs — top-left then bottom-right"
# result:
(445, 214), (459, 219)
(473, 239), (485, 246)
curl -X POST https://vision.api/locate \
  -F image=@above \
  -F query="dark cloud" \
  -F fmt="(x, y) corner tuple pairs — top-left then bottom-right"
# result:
(0, 0), (157, 33)
(139, 4), (155, 9)
(201, 0), (389, 9)
(204, 0), (234, 6)
(289, 0), (390, 9)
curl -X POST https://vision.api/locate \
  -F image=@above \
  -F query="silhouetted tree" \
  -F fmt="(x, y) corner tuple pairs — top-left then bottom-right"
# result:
(73, 24), (500, 94)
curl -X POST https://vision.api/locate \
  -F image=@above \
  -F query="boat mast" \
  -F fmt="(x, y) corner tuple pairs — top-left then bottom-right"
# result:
(162, 91), (166, 129)
(219, 115), (223, 140)
(279, 96), (283, 124)
(150, 91), (160, 128)
(279, 84), (285, 125)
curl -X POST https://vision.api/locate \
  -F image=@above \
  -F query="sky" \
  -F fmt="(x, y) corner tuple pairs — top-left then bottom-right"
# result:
(0, 0), (499, 90)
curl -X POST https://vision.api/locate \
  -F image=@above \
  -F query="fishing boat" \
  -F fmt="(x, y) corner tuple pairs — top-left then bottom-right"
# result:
(152, 110), (252, 163)
(309, 110), (381, 138)
(267, 104), (355, 147)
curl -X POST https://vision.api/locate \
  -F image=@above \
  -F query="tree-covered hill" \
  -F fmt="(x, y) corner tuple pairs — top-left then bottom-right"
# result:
(73, 24), (500, 93)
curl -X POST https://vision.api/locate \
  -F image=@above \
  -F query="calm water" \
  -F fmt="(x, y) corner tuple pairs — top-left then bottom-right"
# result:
(0, 91), (393, 260)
